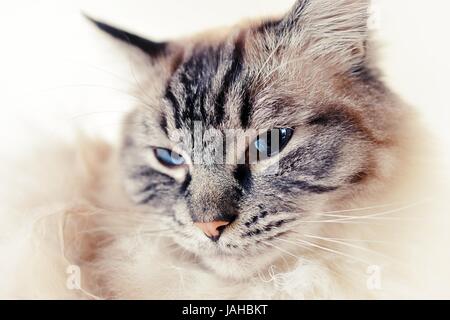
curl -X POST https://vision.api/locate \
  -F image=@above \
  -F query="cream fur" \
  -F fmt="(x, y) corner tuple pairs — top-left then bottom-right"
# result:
(1, 119), (449, 299)
(1, 0), (450, 300)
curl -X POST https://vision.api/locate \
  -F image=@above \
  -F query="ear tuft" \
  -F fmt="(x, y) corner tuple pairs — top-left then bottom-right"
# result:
(275, 0), (370, 67)
(84, 14), (168, 57)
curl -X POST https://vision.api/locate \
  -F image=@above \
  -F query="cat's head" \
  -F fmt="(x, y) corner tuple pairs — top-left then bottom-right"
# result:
(90, 0), (405, 279)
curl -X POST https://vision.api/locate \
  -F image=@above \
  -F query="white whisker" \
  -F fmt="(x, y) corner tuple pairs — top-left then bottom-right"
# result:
(303, 234), (405, 265)
(255, 40), (284, 80)
(293, 237), (373, 266)
(260, 240), (302, 260)
(270, 236), (366, 286)
(323, 198), (430, 222)
(286, 198), (431, 226)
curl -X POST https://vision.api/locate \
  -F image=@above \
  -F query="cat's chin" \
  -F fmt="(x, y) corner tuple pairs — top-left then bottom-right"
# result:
(199, 250), (283, 280)
(170, 236), (289, 280)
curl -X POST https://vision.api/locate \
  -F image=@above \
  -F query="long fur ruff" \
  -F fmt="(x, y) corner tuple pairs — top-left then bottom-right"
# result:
(1, 122), (449, 299)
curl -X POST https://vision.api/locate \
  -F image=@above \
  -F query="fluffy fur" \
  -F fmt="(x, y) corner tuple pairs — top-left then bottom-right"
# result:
(1, 0), (450, 299)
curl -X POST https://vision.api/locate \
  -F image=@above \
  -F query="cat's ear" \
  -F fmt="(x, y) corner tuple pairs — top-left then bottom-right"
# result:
(84, 15), (168, 59)
(273, 0), (370, 67)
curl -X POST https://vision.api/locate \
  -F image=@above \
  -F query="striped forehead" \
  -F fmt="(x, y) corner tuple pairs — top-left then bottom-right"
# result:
(163, 38), (252, 132)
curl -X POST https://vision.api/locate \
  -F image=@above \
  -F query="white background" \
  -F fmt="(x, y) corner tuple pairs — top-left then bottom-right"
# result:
(0, 0), (449, 160)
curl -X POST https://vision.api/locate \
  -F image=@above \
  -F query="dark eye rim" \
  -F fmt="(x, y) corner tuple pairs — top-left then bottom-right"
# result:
(278, 127), (294, 151)
(153, 147), (186, 168)
(249, 127), (294, 161)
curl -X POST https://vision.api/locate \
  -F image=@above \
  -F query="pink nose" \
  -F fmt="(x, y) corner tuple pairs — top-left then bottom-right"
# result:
(195, 220), (231, 241)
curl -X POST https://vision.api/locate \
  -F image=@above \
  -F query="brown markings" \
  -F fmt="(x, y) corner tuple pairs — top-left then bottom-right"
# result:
(307, 106), (387, 185)
(168, 46), (185, 75)
(313, 105), (392, 146)
(349, 170), (369, 184)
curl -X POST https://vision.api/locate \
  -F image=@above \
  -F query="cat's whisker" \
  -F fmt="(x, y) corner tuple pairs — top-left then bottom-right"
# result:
(260, 240), (303, 260)
(317, 199), (430, 222)
(40, 83), (156, 112)
(138, 227), (173, 233)
(291, 237), (374, 266)
(263, 57), (306, 82)
(271, 236), (316, 253)
(269, 236), (366, 286)
(164, 242), (191, 256)
(273, 237), (313, 266)
(298, 236), (398, 245)
(72, 216), (166, 226)
(140, 231), (173, 239)
(63, 58), (135, 85)
(261, 240), (337, 277)
(125, 48), (155, 104)
(41, 83), (140, 99)
(261, 239), (320, 269)
(282, 198), (431, 226)
(291, 219), (374, 225)
(99, 212), (168, 220)
(78, 227), (171, 235)
(290, 219), (421, 229)
(255, 40), (285, 80)
(312, 201), (405, 215)
(70, 208), (170, 220)
(68, 110), (130, 121)
(302, 233), (405, 265)
(318, 215), (427, 222)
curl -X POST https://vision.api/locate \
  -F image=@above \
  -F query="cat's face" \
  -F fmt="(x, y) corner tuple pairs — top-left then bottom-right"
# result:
(92, 0), (402, 278)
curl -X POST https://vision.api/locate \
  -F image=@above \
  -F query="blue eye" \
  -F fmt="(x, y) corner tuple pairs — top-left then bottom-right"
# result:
(154, 148), (185, 167)
(253, 128), (293, 159)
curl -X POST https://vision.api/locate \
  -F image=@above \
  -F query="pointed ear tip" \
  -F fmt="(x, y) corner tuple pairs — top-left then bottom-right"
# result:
(81, 12), (104, 29)
(80, 12), (169, 57)
(81, 12), (116, 34)
(81, 11), (93, 23)
(80, 13), (127, 41)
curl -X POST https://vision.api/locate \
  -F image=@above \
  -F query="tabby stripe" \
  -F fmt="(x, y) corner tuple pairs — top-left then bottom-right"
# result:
(160, 113), (168, 135)
(131, 166), (154, 179)
(139, 178), (176, 193)
(180, 73), (193, 122)
(283, 0), (310, 30)
(233, 164), (252, 191)
(173, 216), (185, 226)
(291, 0), (309, 19)
(243, 218), (295, 237)
(290, 181), (338, 194)
(180, 173), (192, 194)
(139, 183), (157, 195)
(240, 87), (252, 128)
(213, 40), (244, 126)
(178, 72), (196, 126)
(265, 230), (292, 242)
(165, 87), (182, 128)
(139, 193), (156, 204)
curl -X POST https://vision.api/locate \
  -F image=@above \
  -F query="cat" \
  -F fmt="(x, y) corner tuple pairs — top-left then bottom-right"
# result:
(1, 0), (449, 299)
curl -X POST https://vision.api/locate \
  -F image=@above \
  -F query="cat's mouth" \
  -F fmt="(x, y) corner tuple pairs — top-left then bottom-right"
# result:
(194, 241), (285, 280)
(167, 224), (296, 280)
(171, 231), (243, 257)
